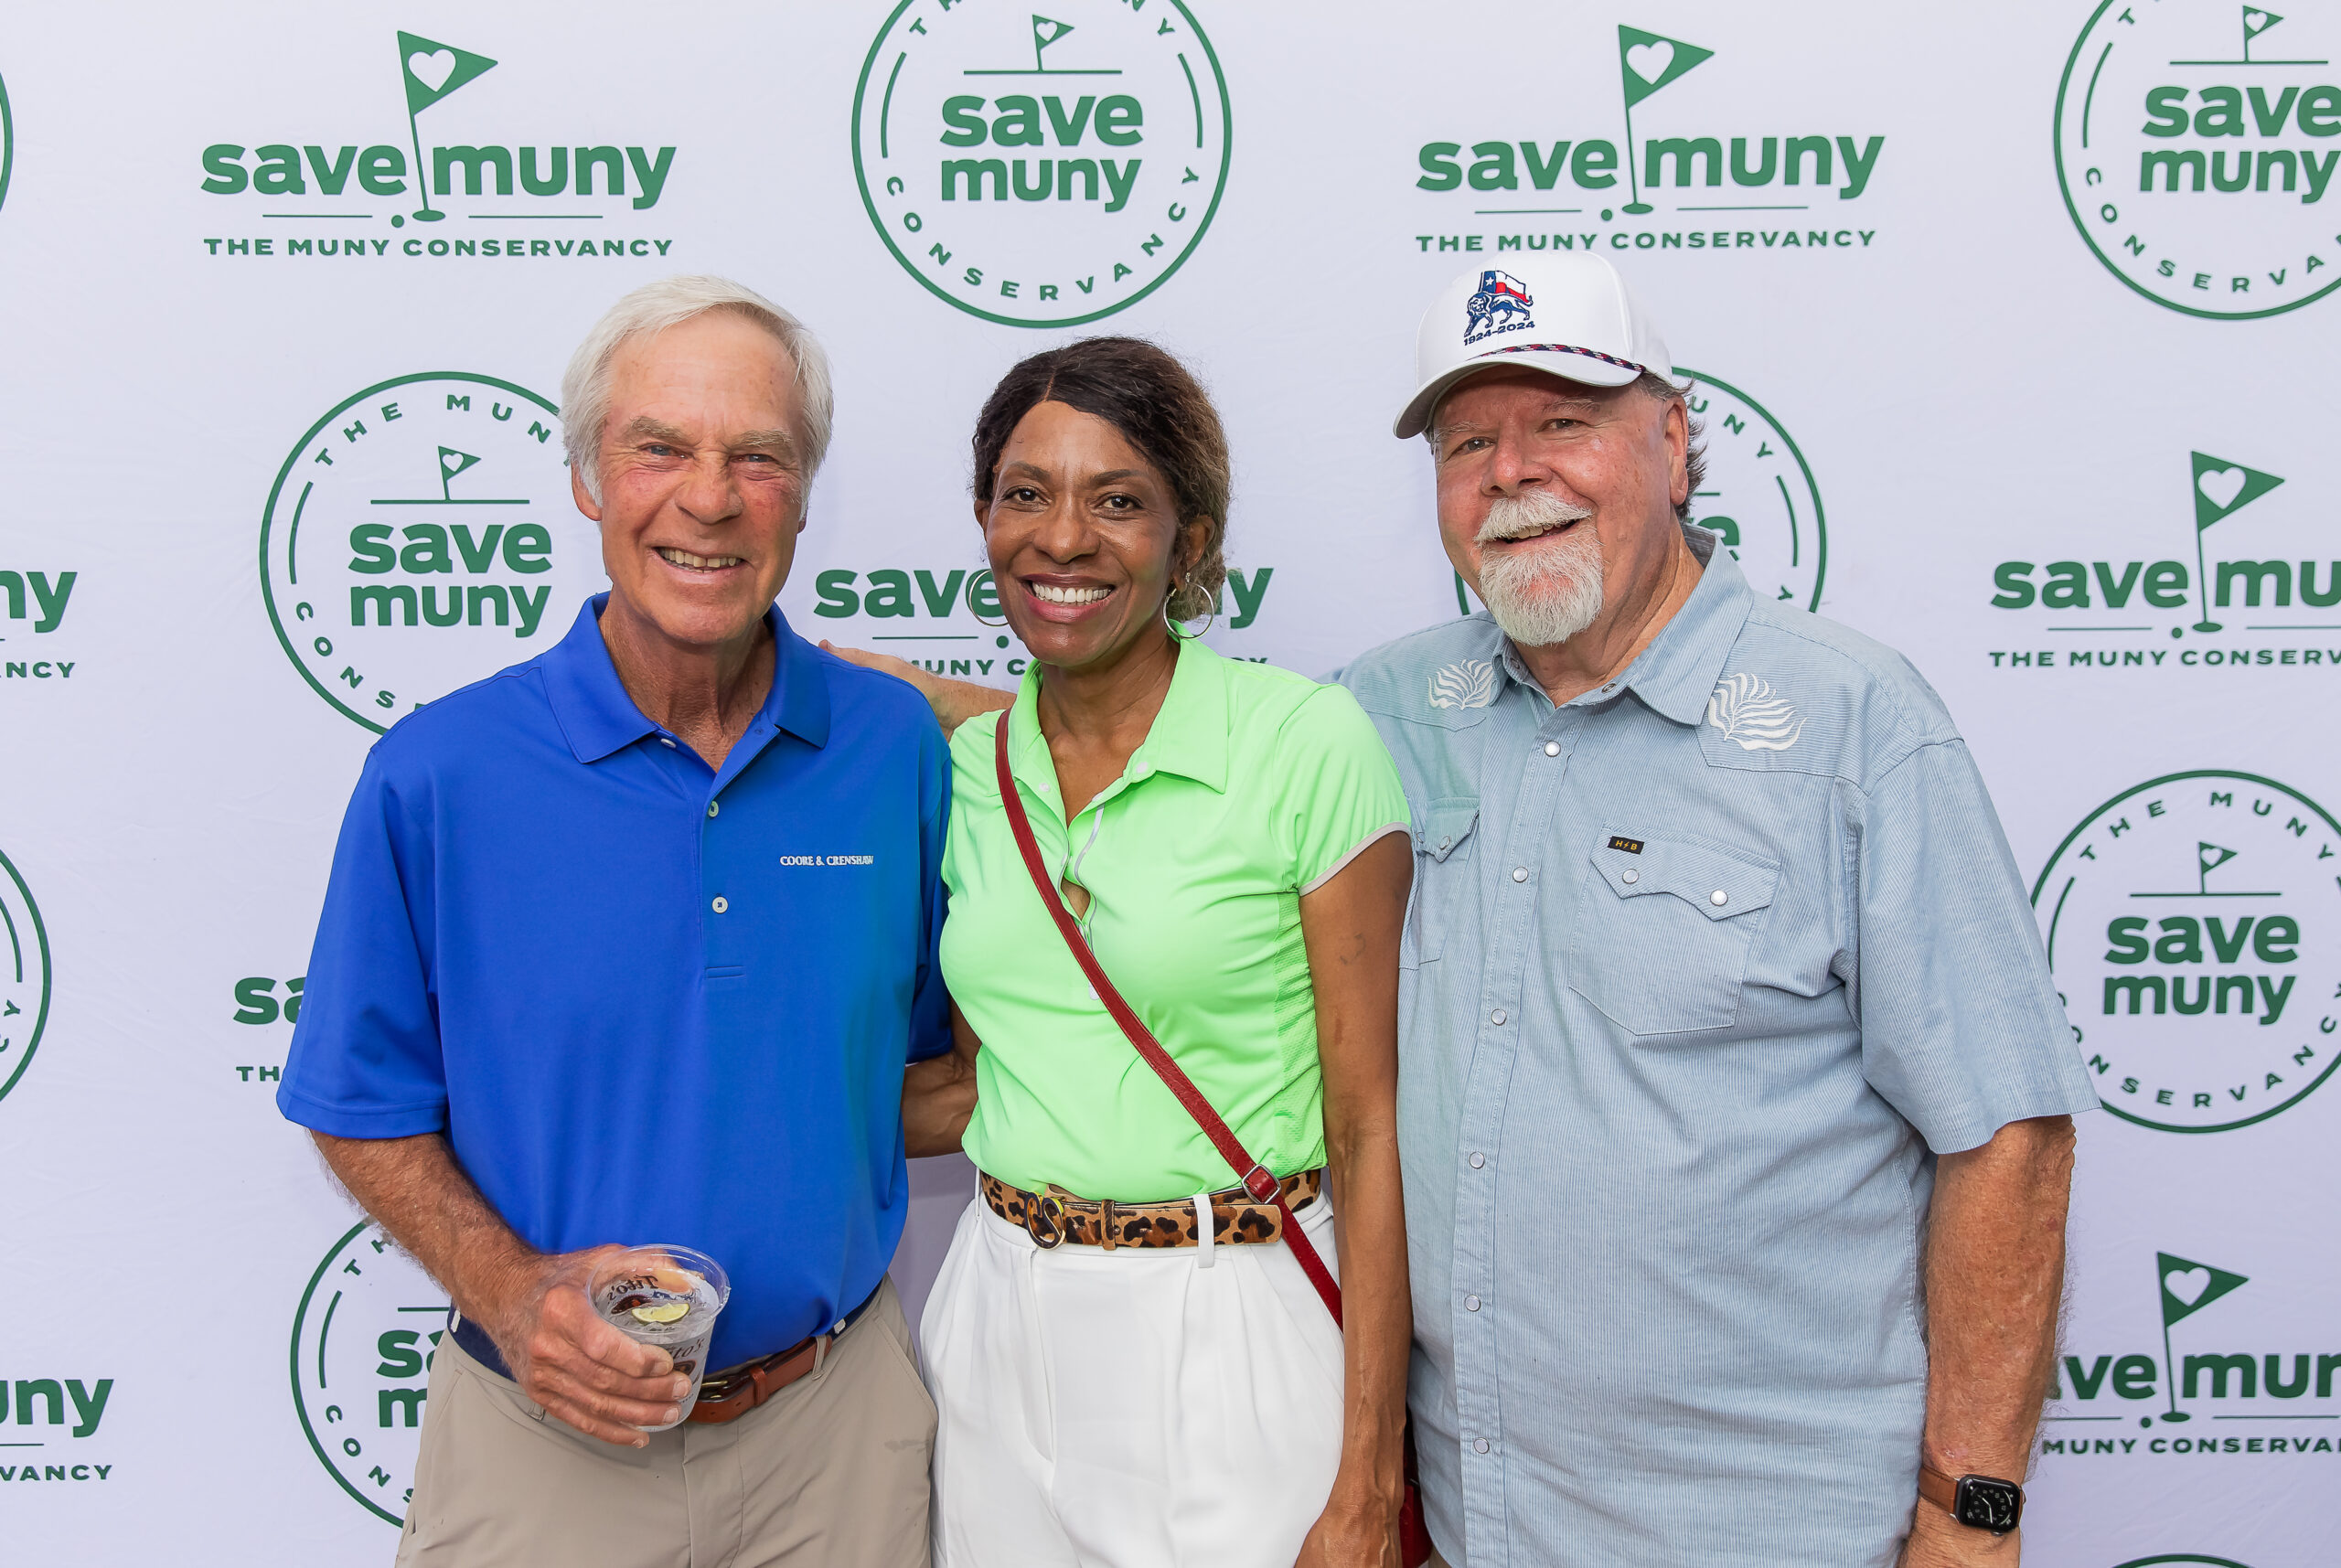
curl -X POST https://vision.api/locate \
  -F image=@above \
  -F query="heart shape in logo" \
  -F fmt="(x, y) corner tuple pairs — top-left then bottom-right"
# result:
(1625, 41), (1674, 84)
(408, 49), (456, 92)
(2245, 8), (2269, 28)
(2165, 1265), (2211, 1306)
(2197, 466), (2246, 510)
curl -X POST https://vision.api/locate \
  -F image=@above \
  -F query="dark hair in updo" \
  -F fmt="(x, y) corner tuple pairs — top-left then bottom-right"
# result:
(970, 337), (1230, 622)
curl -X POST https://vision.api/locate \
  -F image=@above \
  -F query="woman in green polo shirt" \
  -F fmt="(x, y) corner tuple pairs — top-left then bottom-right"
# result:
(893, 338), (1413, 1567)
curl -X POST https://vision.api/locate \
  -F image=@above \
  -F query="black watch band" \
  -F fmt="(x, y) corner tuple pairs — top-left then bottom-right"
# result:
(1919, 1465), (2025, 1534)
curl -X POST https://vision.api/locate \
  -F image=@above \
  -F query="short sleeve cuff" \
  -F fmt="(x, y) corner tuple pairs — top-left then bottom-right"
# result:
(1299, 823), (1409, 895)
(274, 1082), (449, 1140)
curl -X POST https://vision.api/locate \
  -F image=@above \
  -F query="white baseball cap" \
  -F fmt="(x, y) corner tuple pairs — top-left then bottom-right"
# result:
(1392, 254), (1673, 439)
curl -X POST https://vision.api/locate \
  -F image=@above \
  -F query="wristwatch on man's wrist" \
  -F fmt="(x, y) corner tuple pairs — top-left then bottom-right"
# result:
(1919, 1464), (2024, 1534)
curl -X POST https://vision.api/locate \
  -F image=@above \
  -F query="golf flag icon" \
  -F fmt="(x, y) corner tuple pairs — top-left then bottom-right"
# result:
(1617, 26), (1713, 107)
(395, 32), (498, 222)
(1616, 26), (1714, 214)
(2153, 1251), (2248, 1422)
(2180, 452), (2283, 632)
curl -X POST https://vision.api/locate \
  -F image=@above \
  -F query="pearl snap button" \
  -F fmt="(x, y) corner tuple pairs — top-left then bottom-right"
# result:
(711, 896), (729, 913)
(1469, 1152), (1486, 1169)
(1512, 867), (1528, 882)
(1491, 1009), (1507, 1026)
(1544, 741), (1560, 757)
(1621, 869), (1639, 884)
(1711, 890), (1728, 906)
(1473, 1438), (1491, 1455)
(1438, 837), (1452, 851)
(1465, 1295), (1481, 1311)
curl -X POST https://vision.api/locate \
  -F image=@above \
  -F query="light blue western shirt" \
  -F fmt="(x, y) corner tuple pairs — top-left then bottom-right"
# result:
(1339, 529), (2097, 1566)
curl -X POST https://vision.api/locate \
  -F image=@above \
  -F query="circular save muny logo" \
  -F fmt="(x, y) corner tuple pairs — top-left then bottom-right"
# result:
(291, 1221), (449, 1526)
(1679, 368), (1825, 612)
(2055, 1), (2341, 319)
(851, 1), (1232, 327)
(0, 848), (50, 1106)
(261, 373), (604, 734)
(1, 69), (15, 215)
(2035, 771), (2341, 1132)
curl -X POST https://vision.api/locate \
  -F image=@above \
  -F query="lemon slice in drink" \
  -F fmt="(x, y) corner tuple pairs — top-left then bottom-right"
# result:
(630, 1300), (690, 1325)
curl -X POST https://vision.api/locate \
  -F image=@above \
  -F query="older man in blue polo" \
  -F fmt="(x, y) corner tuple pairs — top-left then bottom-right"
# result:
(279, 276), (945, 1566)
(1342, 255), (2099, 1566)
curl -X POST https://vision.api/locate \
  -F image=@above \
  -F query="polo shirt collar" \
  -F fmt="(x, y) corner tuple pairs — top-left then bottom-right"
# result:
(1006, 637), (1231, 797)
(1493, 523), (1750, 726)
(540, 593), (830, 765)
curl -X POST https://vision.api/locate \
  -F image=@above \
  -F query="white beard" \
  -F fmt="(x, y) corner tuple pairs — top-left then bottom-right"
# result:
(1473, 492), (1604, 647)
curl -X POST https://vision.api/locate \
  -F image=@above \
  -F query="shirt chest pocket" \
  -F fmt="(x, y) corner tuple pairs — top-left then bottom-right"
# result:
(1566, 832), (1780, 1034)
(1403, 798), (1480, 969)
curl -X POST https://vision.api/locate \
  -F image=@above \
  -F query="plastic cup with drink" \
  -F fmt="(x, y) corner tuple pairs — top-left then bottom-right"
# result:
(586, 1245), (731, 1431)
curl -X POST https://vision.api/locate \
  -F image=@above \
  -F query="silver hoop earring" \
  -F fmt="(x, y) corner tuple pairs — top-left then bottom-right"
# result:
(1164, 582), (1216, 640)
(966, 569), (1010, 628)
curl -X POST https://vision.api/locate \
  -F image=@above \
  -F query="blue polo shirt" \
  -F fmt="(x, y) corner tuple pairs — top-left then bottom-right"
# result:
(279, 595), (950, 1370)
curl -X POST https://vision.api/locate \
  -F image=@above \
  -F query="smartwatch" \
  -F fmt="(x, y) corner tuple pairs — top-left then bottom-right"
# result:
(1919, 1465), (2024, 1535)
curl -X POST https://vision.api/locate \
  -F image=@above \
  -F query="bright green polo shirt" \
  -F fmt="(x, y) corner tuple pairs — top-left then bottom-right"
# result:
(942, 641), (1409, 1202)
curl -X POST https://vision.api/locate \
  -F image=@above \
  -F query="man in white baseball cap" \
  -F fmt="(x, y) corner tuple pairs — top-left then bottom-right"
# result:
(1338, 255), (2098, 1567)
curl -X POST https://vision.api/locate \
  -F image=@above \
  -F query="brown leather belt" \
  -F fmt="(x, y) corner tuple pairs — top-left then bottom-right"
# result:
(980, 1168), (1323, 1251)
(686, 1284), (881, 1425)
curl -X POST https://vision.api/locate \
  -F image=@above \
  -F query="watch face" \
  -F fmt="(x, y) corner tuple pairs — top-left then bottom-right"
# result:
(1954, 1476), (2024, 1532)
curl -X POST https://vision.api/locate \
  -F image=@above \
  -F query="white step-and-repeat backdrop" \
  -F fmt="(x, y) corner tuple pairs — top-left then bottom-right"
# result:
(1, 3), (2333, 1564)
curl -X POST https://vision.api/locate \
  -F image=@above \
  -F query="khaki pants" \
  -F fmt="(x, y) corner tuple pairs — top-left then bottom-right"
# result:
(396, 1279), (934, 1568)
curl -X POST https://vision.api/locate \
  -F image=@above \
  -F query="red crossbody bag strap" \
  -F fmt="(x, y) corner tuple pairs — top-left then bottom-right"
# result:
(992, 718), (1344, 1325)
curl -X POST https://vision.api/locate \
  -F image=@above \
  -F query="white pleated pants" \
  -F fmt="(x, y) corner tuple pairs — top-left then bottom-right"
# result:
(921, 1188), (1347, 1568)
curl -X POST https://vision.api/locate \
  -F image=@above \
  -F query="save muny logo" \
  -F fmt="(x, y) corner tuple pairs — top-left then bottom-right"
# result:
(0, 849), (49, 1110)
(260, 373), (606, 735)
(1415, 24), (1886, 261)
(2040, 1251), (2340, 1460)
(292, 1221), (449, 1526)
(1, 566), (77, 683)
(200, 31), (682, 265)
(230, 973), (303, 1091)
(1987, 450), (2339, 673)
(0, 1371), (116, 1485)
(852, 3), (1233, 327)
(1454, 368), (1826, 617)
(1, 67), (14, 218)
(2057, 2), (2341, 319)
(2033, 771), (2340, 1132)
(808, 560), (1277, 675)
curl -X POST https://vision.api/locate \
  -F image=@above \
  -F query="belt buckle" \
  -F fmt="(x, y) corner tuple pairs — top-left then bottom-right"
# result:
(1239, 1163), (1281, 1203)
(1027, 1188), (1068, 1250)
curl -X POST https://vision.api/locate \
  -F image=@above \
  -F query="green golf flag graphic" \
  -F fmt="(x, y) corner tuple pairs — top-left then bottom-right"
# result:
(2153, 1251), (2248, 1421)
(2197, 841), (2238, 888)
(2243, 7), (2283, 43)
(1618, 26), (1713, 107)
(398, 32), (497, 114)
(1032, 15), (1074, 58)
(395, 32), (497, 223)
(2190, 452), (2284, 530)
(2158, 1252), (2247, 1325)
(2182, 453), (2282, 633)
(1617, 27), (1715, 215)
(438, 446), (482, 499)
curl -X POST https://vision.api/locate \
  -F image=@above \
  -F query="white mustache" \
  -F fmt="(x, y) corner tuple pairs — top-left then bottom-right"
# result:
(1477, 491), (1595, 545)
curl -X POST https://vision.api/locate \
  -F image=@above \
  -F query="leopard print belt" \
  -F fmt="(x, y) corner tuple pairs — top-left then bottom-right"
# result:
(979, 1168), (1324, 1251)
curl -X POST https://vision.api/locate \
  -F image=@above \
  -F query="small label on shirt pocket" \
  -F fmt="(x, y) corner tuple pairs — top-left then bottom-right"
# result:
(1567, 831), (1780, 1034)
(1403, 798), (1480, 968)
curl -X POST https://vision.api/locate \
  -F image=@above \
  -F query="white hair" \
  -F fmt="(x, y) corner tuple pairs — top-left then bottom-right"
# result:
(561, 274), (835, 503)
(1475, 490), (1606, 646)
